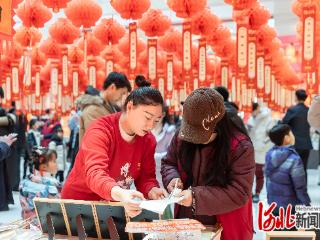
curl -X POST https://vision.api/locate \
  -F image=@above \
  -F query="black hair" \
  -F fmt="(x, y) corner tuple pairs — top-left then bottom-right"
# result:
(103, 72), (132, 92)
(135, 75), (151, 87)
(0, 87), (4, 99)
(45, 109), (51, 114)
(179, 113), (250, 188)
(29, 119), (37, 129)
(162, 106), (173, 126)
(214, 86), (229, 102)
(268, 124), (291, 146)
(295, 89), (308, 102)
(85, 85), (100, 96)
(31, 147), (57, 171)
(252, 102), (259, 112)
(124, 78), (163, 110)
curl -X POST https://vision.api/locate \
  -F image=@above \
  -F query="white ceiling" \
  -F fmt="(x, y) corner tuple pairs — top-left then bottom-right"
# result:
(13, 0), (299, 40)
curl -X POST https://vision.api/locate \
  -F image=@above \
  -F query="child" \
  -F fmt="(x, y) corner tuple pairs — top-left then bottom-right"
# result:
(49, 127), (66, 183)
(19, 147), (60, 221)
(265, 124), (310, 214)
(24, 119), (42, 178)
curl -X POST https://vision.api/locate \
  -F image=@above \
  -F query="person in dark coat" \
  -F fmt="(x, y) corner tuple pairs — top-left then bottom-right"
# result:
(282, 89), (312, 180)
(161, 88), (255, 240)
(0, 87), (17, 210)
(0, 134), (17, 211)
(265, 124), (310, 212)
(214, 86), (247, 134)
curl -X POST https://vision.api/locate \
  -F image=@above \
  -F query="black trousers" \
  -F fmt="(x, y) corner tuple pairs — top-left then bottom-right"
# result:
(296, 149), (310, 181)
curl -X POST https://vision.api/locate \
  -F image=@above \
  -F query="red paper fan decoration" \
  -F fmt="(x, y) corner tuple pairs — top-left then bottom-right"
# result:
(42, 0), (70, 13)
(110, 0), (151, 20)
(158, 28), (182, 53)
(16, 0), (52, 28)
(78, 33), (104, 56)
(69, 46), (84, 64)
(14, 26), (42, 47)
(167, 0), (207, 18)
(118, 34), (146, 55)
(32, 48), (47, 66)
(139, 9), (171, 37)
(65, 0), (102, 28)
(49, 18), (80, 44)
(93, 18), (126, 45)
(191, 8), (220, 36)
(40, 38), (62, 59)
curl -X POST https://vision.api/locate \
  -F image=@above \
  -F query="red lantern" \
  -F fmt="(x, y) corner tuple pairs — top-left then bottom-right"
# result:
(40, 38), (62, 59)
(14, 27), (42, 47)
(248, 3), (271, 30)
(167, 0), (207, 18)
(158, 28), (182, 53)
(118, 34), (146, 55)
(191, 8), (220, 36)
(49, 18), (80, 44)
(65, 0), (102, 28)
(78, 33), (104, 56)
(139, 9), (171, 37)
(94, 18), (126, 45)
(42, 0), (70, 13)
(110, 0), (151, 20)
(16, 0), (52, 28)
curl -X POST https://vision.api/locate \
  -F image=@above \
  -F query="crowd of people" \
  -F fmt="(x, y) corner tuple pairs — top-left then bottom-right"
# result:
(0, 71), (319, 239)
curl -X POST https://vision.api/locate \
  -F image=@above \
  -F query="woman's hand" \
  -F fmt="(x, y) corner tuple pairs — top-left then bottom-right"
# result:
(148, 187), (168, 200)
(177, 189), (192, 207)
(111, 186), (145, 218)
(167, 178), (183, 193)
(0, 134), (17, 147)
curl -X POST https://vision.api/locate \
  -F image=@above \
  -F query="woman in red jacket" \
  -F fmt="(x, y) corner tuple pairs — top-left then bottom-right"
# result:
(161, 88), (255, 240)
(62, 82), (167, 217)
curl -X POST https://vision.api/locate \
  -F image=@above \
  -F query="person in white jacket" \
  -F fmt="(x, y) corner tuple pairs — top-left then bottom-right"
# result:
(308, 95), (320, 185)
(247, 103), (274, 203)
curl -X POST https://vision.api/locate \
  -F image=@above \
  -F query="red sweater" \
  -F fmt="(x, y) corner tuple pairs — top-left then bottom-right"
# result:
(61, 112), (159, 201)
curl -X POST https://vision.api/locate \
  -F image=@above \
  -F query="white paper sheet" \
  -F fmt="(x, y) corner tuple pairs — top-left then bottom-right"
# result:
(139, 196), (184, 215)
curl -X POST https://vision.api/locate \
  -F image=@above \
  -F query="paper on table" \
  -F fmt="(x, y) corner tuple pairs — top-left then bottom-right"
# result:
(139, 196), (184, 215)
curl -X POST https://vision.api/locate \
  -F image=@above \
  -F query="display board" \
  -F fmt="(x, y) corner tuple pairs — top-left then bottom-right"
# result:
(33, 198), (160, 240)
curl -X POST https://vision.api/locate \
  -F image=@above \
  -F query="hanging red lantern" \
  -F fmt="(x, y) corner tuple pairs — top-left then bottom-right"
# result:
(65, 0), (102, 28)
(208, 25), (231, 47)
(248, 3), (271, 30)
(49, 18), (80, 44)
(32, 48), (46, 66)
(16, 0), (52, 28)
(110, 0), (151, 20)
(224, 0), (256, 10)
(78, 33), (104, 56)
(139, 9), (171, 37)
(191, 8), (221, 36)
(158, 28), (182, 53)
(14, 27), (42, 47)
(167, 0), (207, 18)
(93, 18), (126, 45)
(42, 0), (70, 13)
(69, 46), (84, 65)
(118, 33), (146, 55)
(40, 37), (62, 59)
